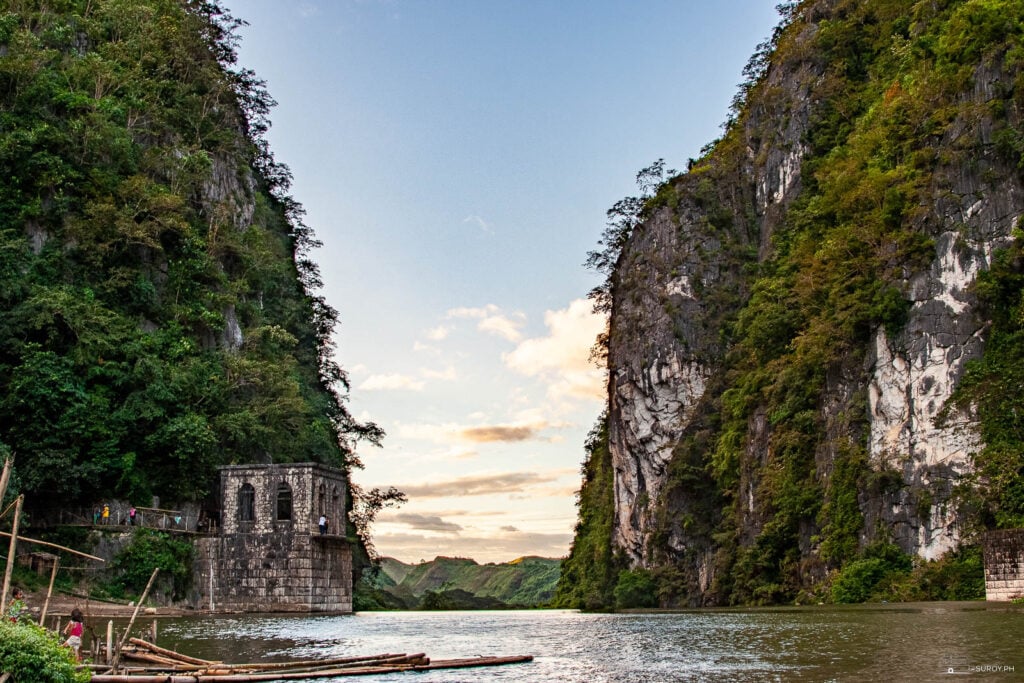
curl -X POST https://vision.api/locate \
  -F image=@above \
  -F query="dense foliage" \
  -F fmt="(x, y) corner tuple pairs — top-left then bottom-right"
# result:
(553, 417), (620, 609)
(567, 0), (1024, 607)
(0, 0), (381, 511)
(109, 527), (195, 599)
(0, 620), (89, 683)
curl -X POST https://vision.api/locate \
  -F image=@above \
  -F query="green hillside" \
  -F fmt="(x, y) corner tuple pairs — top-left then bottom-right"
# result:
(377, 556), (561, 608)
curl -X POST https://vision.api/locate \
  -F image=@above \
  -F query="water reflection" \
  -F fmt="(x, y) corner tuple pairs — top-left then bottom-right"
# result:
(152, 603), (1023, 682)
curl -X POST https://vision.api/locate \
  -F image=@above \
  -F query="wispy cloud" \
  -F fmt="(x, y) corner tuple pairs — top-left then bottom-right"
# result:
(378, 512), (463, 534)
(463, 214), (494, 235)
(358, 373), (426, 391)
(504, 298), (606, 401)
(399, 471), (559, 498)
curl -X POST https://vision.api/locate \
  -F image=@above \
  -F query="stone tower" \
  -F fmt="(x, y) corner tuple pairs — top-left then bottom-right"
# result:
(195, 463), (352, 612)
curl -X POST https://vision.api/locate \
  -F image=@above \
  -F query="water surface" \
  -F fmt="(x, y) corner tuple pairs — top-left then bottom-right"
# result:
(155, 603), (1023, 681)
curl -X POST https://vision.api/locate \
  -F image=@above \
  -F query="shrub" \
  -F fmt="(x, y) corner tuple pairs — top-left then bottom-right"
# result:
(614, 569), (658, 609)
(0, 620), (89, 683)
(831, 557), (891, 603)
(111, 528), (195, 600)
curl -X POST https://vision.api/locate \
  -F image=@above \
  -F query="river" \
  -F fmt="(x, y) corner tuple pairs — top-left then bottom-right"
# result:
(154, 603), (1022, 681)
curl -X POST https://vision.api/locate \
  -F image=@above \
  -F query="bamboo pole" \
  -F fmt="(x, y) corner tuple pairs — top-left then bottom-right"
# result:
(87, 654), (534, 682)
(0, 495), (23, 615)
(0, 457), (12, 508)
(38, 555), (60, 625)
(111, 567), (159, 671)
(129, 638), (216, 666)
(0, 531), (105, 561)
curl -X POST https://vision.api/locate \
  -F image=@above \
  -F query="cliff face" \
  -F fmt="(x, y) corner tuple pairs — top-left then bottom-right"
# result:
(0, 0), (379, 512)
(588, 0), (1024, 605)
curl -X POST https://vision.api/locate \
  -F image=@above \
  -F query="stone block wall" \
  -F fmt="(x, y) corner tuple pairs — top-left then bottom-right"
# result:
(983, 529), (1024, 601)
(191, 463), (353, 613)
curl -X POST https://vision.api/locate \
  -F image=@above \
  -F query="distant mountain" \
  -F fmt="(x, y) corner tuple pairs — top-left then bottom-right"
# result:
(376, 556), (561, 608)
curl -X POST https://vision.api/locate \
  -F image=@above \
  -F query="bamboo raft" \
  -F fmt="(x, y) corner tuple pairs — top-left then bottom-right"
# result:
(87, 638), (533, 681)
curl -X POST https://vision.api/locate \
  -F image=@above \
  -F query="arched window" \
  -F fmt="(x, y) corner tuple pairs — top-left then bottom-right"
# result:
(276, 482), (292, 521)
(318, 483), (326, 516)
(238, 484), (255, 523)
(331, 486), (340, 520)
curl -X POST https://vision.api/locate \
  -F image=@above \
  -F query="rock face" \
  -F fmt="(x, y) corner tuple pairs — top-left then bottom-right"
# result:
(601, 0), (1024, 601)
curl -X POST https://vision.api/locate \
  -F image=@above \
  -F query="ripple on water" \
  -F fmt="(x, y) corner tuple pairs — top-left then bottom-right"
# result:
(156, 603), (1024, 682)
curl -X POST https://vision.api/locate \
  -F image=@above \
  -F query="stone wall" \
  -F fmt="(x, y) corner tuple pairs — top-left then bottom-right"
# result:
(983, 530), (1024, 602)
(191, 463), (353, 613)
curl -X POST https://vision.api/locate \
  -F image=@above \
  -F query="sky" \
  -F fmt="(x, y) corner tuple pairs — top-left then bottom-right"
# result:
(225, 0), (781, 564)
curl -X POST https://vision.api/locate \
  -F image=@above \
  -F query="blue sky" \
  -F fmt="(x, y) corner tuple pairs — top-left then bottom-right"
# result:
(227, 0), (781, 563)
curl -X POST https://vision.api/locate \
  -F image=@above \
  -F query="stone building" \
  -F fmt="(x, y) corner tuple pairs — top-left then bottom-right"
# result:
(983, 529), (1024, 602)
(194, 463), (352, 612)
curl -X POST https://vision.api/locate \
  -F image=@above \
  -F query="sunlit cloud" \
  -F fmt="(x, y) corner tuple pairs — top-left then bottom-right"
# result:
(359, 373), (426, 391)
(378, 512), (464, 534)
(397, 420), (557, 444)
(504, 298), (606, 401)
(446, 304), (526, 342)
(399, 471), (560, 498)
(500, 525), (520, 532)
(459, 425), (537, 443)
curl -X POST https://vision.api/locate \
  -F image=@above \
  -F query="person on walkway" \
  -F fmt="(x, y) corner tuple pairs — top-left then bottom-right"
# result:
(63, 608), (84, 661)
(6, 588), (26, 623)
(318, 514), (327, 535)
(129, 506), (137, 526)
(102, 504), (110, 525)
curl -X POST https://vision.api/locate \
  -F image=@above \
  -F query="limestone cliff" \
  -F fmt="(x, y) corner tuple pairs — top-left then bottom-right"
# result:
(562, 0), (1024, 606)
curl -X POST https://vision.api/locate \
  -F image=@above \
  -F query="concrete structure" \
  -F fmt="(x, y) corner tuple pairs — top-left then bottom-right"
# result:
(983, 529), (1024, 602)
(194, 463), (352, 612)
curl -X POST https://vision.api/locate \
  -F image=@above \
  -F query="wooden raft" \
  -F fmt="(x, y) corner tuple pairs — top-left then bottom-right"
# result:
(88, 637), (533, 681)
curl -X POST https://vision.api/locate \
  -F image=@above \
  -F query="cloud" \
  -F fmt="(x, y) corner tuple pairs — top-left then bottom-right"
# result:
(397, 420), (555, 445)
(358, 373), (426, 391)
(500, 525), (520, 532)
(504, 298), (607, 401)
(463, 215), (494, 235)
(446, 304), (525, 342)
(420, 365), (457, 381)
(378, 512), (463, 534)
(374, 531), (573, 564)
(399, 471), (560, 498)
(424, 325), (450, 341)
(459, 425), (538, 443)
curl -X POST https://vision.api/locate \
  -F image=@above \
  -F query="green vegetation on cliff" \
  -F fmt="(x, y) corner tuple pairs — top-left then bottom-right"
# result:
(0, 1), (381, 513)
(565, 0), (1019, 608)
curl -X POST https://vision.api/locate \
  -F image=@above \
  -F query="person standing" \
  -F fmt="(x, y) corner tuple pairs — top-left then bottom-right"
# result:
(102, 504), (110, 525)
(6, 588), (26, 623)
(62, 608), (84, 661)
(318, 514), (327, 535)
(129, 506), (136, 526)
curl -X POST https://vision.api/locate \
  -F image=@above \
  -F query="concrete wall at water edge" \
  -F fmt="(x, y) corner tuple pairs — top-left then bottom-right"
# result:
(983, 530), (1024, 602)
